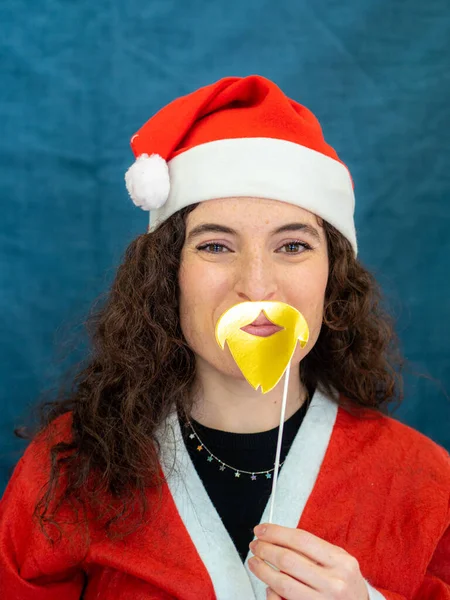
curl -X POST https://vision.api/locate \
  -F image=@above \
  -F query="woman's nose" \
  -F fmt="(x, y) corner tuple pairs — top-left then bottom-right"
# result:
(233, 252), (278, 302)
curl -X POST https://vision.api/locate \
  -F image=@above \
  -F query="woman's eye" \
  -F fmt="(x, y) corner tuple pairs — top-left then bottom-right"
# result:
(196, 241), (311, 254)
(197, 243), (231, 253)
(277, 241), (311, 253)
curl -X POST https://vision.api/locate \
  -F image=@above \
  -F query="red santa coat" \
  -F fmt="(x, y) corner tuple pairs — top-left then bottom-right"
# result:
(0, 389), (449, 599)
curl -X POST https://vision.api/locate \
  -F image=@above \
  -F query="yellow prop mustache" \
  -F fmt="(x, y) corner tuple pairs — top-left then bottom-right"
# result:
(215, 301), (309, 394)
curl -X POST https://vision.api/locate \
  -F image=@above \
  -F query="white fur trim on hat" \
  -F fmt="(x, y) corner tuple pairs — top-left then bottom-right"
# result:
(125, 153), (170, 210)
(149, 138), (358, 255)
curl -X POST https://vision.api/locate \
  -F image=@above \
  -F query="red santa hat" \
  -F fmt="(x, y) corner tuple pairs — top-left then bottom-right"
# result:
(125, 75), (357, 254)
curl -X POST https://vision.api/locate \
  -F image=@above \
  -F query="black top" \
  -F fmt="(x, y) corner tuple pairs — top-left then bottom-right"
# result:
(179, 396), (311, 562)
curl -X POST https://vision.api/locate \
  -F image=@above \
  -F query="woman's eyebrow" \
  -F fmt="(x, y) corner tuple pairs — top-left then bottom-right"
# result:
(186, 223), (237, 242)
(272, 223), (321, 242)
(186, 222), (321, 243)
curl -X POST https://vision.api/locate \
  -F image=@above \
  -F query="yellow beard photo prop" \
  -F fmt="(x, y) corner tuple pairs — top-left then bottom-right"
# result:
(215, 301), (309, 393)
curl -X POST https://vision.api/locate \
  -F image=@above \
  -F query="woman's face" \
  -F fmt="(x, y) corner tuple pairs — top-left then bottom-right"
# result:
(178, 197), (329, 382)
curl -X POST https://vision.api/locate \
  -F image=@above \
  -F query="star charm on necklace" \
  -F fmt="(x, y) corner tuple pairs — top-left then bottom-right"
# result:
(189, 433), (195, 439)
(265, 472), (272, 479)
(219, 464), (226, 471)
(207, 455), (213, 462)
(197, 445), (203, 451)
(251, 474), (257, 481)
(235, 471), (241, 478)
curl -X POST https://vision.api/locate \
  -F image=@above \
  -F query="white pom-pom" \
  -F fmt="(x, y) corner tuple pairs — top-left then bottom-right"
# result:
(125, 153), (170, 210)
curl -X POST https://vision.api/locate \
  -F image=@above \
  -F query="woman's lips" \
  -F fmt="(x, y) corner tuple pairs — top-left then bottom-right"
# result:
(238, 311), (283, 337)
(240, 312), (284, 337)
(240, 324), (283, 337)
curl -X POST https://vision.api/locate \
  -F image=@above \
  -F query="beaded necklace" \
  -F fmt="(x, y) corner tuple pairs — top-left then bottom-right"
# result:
(184, 391), (310, 482)
(186, 418), (285, 481)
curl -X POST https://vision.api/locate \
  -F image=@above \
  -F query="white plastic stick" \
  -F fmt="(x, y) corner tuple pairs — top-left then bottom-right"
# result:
(267, 359), (291, 524)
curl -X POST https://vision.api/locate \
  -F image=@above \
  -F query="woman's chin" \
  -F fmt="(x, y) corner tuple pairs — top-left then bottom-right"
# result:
(195, 353), (248, 382)
(213, 361), (248, 382)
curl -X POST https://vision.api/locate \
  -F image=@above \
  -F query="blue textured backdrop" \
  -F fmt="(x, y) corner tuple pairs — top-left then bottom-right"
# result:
(1, 1), (449, 492)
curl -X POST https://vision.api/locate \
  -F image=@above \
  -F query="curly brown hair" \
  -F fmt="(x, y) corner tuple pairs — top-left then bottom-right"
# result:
(17, 204), (403, 543)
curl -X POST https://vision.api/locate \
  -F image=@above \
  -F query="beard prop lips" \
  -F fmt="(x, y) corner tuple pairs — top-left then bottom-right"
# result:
(215, 301), (309, 394)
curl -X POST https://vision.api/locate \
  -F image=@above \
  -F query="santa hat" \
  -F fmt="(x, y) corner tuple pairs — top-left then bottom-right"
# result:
(125, 75), (357, 254)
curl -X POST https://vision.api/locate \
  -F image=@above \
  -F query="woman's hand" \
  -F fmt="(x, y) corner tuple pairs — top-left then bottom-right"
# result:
(248, 524), (369, 600)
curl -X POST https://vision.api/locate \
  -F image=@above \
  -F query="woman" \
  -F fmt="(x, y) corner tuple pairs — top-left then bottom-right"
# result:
(0, 75), (449, 600)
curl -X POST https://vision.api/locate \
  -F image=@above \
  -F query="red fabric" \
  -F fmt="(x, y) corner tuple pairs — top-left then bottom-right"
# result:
(1, 405), (449, 599)
(0, 415), (215, 599)
(299, 407), (450, 599)
(129, 75), (353, 185)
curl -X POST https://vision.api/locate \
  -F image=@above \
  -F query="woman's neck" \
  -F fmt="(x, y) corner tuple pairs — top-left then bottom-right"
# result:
(189, 357), (308, 433)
